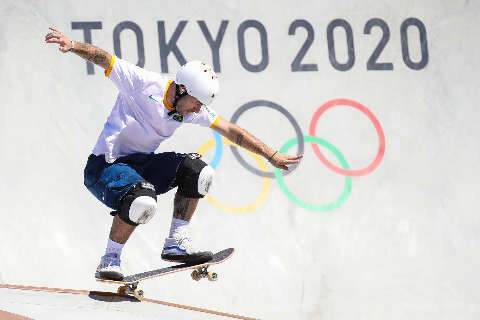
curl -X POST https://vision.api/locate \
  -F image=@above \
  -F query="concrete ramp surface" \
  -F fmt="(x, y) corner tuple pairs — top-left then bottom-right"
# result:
(1, 0), (480, 319)
(0, 284), (257, 320)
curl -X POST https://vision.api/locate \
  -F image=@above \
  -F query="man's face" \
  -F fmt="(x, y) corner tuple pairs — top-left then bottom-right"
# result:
(175, 94), (203, 116)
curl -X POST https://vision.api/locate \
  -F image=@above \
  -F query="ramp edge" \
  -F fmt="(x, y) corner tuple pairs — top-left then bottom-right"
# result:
(0, 283), (258, 320)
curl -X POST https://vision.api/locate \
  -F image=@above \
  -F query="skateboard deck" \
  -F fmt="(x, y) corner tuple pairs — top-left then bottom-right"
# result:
(95, 248), (234, 300)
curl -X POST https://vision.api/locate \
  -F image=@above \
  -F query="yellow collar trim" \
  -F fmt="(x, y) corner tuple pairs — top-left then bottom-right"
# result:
(104, 55), (116, 77)
(163, 80), (175, 111)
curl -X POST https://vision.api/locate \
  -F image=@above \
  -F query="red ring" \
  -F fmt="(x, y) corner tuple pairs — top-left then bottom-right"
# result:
(308, 98), (386, 177)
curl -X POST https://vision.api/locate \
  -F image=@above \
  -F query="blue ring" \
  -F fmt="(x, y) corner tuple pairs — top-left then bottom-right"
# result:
(209, 131), (223, 169)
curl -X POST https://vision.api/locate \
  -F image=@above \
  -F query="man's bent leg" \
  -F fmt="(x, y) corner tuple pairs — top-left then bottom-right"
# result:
(110, 215), (136, 244)
(96, 216), (136, 281)
(162, 192), (213, 264)
(97, 182), (158, 280)
(168, 192), (199, 247)
(172, 192), (199, 222)
(84, 155), (158, 281)
(131, 152), (215, 264)
(161, 154), (215, 264)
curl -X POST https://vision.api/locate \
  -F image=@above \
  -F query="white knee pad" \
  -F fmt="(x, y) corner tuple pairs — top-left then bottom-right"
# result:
(118, 182), (157, 226)
(129, 196), (157, 225)
(198, 165), (215, 196)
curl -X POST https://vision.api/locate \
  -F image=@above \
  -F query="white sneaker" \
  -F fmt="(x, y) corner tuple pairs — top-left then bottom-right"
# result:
(161, 226), (213, 264)
(96, 253), (124, 280)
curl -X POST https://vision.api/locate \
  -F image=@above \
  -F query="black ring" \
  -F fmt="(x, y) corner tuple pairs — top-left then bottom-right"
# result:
(229, 100), (304, 178)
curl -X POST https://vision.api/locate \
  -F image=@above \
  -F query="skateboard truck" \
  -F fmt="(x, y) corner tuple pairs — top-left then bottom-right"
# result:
(191, 266), (218, 281)
(117, 282), (144, 301)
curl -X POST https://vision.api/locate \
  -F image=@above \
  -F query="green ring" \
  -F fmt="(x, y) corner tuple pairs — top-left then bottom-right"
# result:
(273, 135), (352, 212)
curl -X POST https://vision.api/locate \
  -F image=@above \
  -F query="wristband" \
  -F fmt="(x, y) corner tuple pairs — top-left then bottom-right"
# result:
(69, 40), (75, 52)
(268, 150), (278, 162)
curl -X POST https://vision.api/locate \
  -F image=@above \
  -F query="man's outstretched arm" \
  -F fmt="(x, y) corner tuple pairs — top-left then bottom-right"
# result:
(212, 117), (303, 170)
(44, 27), (111, 70)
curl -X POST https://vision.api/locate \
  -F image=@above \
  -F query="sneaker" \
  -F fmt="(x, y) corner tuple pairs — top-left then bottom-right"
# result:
(161, 226), (213, 264)
(96, 253), (124, 281)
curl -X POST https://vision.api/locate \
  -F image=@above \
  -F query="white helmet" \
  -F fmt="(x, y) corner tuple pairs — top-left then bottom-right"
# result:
(175, 61), (219, 105)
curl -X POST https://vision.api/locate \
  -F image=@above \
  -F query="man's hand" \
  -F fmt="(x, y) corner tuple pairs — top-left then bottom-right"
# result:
(44, 27), (112, 69)
(268, 152), (303, 170)
(45, 27), (74, 53)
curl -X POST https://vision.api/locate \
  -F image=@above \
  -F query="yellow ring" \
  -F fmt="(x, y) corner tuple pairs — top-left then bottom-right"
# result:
(197, 137), (271, 214)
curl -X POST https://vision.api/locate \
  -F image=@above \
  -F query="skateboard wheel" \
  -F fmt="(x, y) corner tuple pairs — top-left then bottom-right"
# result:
(117, 286), (127, 295)
(191, 270), (202, 281)
(207, 272), (218, 281)
(133, 289), (144, 301)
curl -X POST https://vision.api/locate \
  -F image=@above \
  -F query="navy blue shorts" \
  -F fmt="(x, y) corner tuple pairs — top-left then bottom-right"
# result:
(84, 152), (187, 210)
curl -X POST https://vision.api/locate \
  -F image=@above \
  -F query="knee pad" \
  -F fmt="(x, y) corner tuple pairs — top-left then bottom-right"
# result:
(176, 153), (215, 198)
(118, 182), (157, 226)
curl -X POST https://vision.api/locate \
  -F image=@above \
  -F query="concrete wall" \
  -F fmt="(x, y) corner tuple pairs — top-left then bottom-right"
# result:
(1, 0), (479, 319)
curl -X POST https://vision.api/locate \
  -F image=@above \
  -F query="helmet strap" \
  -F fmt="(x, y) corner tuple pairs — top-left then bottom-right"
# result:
(168, 84), (188, 122)
(173, 84), (189, 108)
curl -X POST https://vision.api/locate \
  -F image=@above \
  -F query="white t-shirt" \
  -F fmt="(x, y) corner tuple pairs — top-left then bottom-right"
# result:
(92, 56), (219, 163)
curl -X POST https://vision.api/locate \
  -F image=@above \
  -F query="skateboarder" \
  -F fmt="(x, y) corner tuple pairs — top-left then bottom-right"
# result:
(45, 27), (302, 280)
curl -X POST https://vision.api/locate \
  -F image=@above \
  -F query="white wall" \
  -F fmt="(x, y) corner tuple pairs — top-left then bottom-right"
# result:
(1, 1), (479, 319)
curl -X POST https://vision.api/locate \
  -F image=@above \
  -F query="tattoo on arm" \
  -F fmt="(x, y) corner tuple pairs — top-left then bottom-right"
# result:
(71, 42), (111, 70)
(235, 132), (244, 147)
(232, 126), (271, 158)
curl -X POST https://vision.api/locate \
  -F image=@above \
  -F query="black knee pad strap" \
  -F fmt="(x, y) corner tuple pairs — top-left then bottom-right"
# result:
(176, 153), (208, 198)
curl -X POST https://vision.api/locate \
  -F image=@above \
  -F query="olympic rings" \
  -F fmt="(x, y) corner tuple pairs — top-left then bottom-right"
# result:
(197, 98), (385, 213)
(230, 100), (304, 178)
(309, 99), (386, 176)
(274, 136), (352, 212)
(197, 137), (271, 214)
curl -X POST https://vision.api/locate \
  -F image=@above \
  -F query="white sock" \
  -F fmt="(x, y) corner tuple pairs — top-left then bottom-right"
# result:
(105, 239), (124, 257)
(169, 218), (189, 237)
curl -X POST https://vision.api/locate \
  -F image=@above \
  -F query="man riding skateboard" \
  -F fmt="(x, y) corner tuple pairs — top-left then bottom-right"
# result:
(44, 27), (302, 281)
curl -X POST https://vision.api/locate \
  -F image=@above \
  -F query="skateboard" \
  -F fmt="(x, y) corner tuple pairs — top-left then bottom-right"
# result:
(95, 248), (234, 300)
